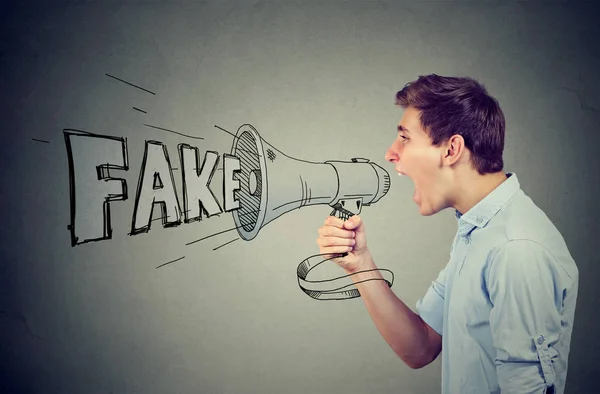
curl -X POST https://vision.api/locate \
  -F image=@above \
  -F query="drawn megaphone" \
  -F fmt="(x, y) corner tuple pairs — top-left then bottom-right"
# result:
(229, 124), (390, 241)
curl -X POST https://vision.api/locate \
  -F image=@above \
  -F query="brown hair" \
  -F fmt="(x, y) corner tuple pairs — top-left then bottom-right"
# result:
(395, 74), (505, 174)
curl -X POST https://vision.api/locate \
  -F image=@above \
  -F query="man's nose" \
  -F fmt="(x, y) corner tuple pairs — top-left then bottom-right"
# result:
(385, 146), (398, 162)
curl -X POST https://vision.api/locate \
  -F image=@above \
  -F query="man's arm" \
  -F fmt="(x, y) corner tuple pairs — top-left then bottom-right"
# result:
(345, 253), (443, 369)
(316, 215), (442, 369)
(487, 240), (568, 393)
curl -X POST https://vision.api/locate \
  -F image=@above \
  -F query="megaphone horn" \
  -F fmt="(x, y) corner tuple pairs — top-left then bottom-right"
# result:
(230, 124), (390, 241)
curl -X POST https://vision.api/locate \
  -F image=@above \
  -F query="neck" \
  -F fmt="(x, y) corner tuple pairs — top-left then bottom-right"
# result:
(450, 170), (508, 214)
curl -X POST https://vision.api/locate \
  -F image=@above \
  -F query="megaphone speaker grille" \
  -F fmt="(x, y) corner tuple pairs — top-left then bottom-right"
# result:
(231, 125), (268, 240)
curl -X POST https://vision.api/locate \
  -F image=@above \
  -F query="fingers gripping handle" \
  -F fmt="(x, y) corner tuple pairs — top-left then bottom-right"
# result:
(328, 202), (354, 257)
(296, 209), (394, 301)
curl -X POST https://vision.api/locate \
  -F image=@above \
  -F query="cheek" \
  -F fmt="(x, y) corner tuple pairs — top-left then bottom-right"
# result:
(411, 151), (443, 193)
(408, 149), (437, 175)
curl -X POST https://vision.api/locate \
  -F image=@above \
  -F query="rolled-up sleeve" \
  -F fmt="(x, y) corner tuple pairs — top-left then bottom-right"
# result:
(416, 265), (447, 336)
(487, 240), (563, 394)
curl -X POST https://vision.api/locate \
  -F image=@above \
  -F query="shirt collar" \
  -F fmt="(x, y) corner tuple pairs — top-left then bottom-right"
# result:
(455, 172), (520, 237)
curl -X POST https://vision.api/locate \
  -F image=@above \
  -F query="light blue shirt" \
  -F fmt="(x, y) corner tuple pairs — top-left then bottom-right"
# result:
(416, 173), (579, 394)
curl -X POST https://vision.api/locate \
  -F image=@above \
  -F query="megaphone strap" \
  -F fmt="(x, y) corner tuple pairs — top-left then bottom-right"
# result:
(297, 253), (394, 300)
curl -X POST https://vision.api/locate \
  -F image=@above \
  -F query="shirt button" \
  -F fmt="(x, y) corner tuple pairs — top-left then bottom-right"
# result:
(537, 336), (544, 345)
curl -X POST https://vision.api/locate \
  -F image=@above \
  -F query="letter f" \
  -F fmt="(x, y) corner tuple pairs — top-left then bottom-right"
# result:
(64, 130), (128, 246)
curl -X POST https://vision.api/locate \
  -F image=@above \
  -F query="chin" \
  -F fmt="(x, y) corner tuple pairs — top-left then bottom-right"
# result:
(419, 209), (437, 217)
(418, 203), (442, 217)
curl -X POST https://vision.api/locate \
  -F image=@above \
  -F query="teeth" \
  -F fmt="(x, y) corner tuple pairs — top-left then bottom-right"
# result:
(397, 172), (406, 176)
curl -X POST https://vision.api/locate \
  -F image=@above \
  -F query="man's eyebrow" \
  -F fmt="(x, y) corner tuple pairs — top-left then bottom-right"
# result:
(397, 125), (411, 134)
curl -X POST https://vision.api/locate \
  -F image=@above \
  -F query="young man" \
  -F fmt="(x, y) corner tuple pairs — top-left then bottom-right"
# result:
(316, 74), (579, 394)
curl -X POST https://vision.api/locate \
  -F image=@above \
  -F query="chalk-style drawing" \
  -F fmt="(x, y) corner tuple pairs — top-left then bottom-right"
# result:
(222, 154), (241, 212)
(63, 119), (393, 298)
(178, 144), (223, 222)
(156, 256), (185, 269)
(131, 140), (182, 235)
(105, 73), (156, 95)
(133, 107), (147, 114)
(213, 238), (239, 251)
(143, 123), (205, 141)
(228, 124), (390, 241)
(185, 224), (245, 246)
(214, 124), (238, 139)
(63, 129), (129, 246)
(297, 254), (394, 300)
(224, 124), (394, 300)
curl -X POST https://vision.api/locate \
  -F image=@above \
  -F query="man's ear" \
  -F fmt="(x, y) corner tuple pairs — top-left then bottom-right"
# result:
(442, 134), (466, 166)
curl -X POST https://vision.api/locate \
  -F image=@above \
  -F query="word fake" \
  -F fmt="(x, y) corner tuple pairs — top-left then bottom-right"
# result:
(64, 130), (241, 246)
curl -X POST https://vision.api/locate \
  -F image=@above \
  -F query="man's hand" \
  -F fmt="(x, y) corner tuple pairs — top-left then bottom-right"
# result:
(317, 214), (442, 368)
(316, 215), (370, 273)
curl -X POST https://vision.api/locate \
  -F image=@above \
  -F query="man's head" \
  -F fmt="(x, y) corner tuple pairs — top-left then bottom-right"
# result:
(385, 74), (506, 215)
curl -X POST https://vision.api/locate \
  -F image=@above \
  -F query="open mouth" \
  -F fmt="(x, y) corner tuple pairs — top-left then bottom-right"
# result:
(396, 171), (420, 204)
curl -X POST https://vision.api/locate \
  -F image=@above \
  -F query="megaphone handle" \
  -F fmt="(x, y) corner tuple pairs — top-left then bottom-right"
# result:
(295, 207), (395, 301)
(328, 208), (349, 257)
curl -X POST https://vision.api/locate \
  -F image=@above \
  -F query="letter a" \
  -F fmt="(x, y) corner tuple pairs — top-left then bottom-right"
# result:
(131, 141), (182, 235)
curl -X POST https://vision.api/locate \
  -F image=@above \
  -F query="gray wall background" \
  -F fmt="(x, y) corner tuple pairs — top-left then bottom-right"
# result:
(2, 1), (599, 393)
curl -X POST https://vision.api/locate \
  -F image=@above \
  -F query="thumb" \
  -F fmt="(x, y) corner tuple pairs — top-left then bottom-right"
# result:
(343, 215), (363, 232)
